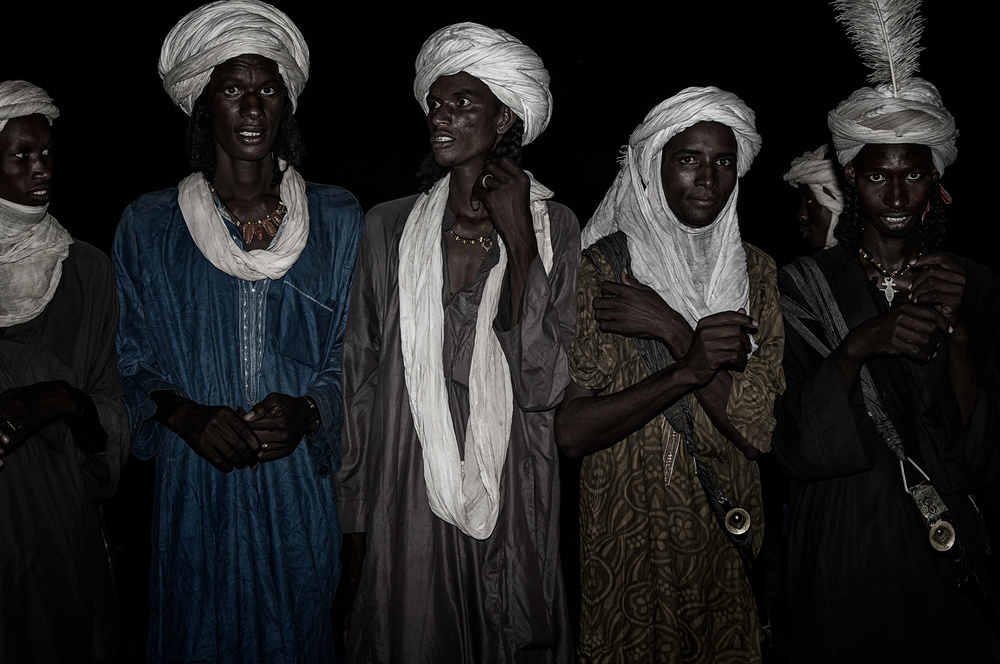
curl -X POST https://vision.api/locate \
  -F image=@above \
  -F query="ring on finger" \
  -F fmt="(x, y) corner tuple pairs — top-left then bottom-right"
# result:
(481, 173), (494, 188)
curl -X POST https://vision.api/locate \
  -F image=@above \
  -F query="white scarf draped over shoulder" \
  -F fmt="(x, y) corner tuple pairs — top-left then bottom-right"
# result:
(398, 173), (554, 539)
(177, 163), (308, 281)
(0, 199), (72, 327)
(581, 86), (762, 331)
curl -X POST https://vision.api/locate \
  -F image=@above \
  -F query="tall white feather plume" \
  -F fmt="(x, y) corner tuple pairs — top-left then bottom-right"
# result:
(832, 0), (924, 97)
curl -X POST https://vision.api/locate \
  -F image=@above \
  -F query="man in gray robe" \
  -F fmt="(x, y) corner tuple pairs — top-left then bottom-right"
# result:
(334, 22), (578, 663)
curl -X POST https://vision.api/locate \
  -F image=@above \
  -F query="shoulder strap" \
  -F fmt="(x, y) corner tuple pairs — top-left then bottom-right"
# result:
(780, 256), (904, 460)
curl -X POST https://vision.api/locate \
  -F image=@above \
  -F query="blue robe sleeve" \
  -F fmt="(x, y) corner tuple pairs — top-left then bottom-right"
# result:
(296, 187), (365, 477)
(112, 202), (188, 459)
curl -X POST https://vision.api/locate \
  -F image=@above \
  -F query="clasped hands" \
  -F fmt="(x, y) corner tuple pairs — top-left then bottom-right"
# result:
(161, 392), (317, 473)
(594, 269), (757, 387)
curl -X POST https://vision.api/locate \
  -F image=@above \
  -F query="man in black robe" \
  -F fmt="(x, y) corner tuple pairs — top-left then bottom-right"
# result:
(773, 69), (1000, 661)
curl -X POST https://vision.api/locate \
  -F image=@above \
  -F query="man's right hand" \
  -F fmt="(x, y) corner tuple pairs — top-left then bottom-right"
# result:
(152, 392), (262, 472)
(843, 302), (950, 365)
(677, 310), (756, 388)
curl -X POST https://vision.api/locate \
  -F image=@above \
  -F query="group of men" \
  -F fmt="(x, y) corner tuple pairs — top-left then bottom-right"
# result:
(2, 0), (997, 663)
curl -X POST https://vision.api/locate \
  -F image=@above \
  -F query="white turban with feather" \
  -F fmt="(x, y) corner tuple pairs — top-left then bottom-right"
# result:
(413, 22), (552, 146)
(159, 0), (309, 116)
(827, 77), (957, 175)
(582, 86), (761, 331)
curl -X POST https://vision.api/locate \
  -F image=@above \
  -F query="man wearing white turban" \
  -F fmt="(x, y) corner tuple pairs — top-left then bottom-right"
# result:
(111, 2), (363, 662)
(0, 80), (129, 663)
(556, 87), (785, 663)
(784, 144), (844, 250)
(334, 22), (577, 663)
(773, 3), (1000, 661)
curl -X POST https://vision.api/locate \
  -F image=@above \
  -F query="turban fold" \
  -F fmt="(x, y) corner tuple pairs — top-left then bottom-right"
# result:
(0, 80), (59, 134)
(159, 0), (309, 116)
(827, 78), (956, 175)
(784, 144), (843, 248)
(413, 22), (552, 145)
(582, 86), (758, 332)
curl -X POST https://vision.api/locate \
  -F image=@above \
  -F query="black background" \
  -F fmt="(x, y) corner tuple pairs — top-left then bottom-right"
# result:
(2, 2), (989, 268)
(2, 2), (989, 658)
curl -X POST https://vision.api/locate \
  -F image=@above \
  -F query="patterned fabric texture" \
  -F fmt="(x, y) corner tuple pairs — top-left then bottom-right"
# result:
(568, 242), (784, 664)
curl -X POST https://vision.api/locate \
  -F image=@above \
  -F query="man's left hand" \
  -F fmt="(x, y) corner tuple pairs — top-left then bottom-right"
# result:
(908, 252), (966, 330)
(470, 157), (536, 259)
(242, 393), (318, 463)
(593, 269), (692, 353)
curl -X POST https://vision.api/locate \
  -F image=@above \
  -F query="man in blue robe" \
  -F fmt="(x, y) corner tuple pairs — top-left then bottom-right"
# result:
(112, 2), (363, 662)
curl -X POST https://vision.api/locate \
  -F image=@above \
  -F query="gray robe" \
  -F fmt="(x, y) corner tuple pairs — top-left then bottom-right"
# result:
(337, 194), (579, 663)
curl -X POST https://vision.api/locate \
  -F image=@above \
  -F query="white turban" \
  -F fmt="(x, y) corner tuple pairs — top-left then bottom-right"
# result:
(828, 77), (957, 175)
(159, 0), (309, 116)
(582, 86), (760, 332)
(413, 22), (552, 146)
(0, 80), (59, 134)
(784, 144), (843, 248)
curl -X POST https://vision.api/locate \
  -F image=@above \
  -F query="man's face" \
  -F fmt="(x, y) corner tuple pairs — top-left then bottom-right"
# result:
(845, 143), (938, 241)
(797, 184), (834, 249)
(426, 71), (512, 170)
(206, 54), (285, 165)
(660, 121), (738, 228)
(0, 114), (52, 207)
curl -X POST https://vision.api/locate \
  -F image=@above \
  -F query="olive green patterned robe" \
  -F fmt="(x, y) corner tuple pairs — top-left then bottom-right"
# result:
(568, 242), (784, 664)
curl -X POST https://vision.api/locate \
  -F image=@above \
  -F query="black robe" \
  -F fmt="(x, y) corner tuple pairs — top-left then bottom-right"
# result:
(773, 244), (1000, 662)
(0, 242), (129, 663)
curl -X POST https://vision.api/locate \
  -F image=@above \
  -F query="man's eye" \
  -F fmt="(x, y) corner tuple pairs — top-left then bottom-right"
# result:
(905, 172), (923, 181)
(427, 99), (441, 111)
(867, 174), (885, 183)
(41, 148), (51, 156)
(678, 156), (696, 165)
(261, 85), (277, 96)
(13, 152), (26, 159)
(456, 98), (471, 107)
(224, 86), (240, 96)
(717, 157), (734, 167)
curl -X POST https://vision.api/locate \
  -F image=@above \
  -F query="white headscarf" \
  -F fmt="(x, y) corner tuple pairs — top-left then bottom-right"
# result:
(401, 24), (555, 539)
(0, 81), (72, 327)
(159, 0), (309, 115)
(827, 78), (957, 175)
(413, 22), (552, 145)
(581, 86), (761, 330)
(784, 144), (844, 248)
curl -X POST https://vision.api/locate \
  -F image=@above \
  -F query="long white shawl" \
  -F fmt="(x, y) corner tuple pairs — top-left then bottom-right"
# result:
(398, 173), (554, 539)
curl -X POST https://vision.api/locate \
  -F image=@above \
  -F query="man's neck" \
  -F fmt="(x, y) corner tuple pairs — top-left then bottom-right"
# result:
(213, 153), (278, 203)
(446, 164), (492, 232)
